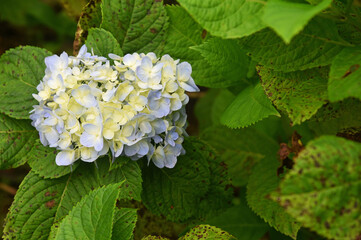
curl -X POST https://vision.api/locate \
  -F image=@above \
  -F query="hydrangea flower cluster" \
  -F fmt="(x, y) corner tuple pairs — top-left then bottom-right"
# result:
(30, 45), (199, 168)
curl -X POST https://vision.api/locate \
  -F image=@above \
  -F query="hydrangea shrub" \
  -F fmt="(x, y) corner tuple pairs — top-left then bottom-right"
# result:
(30, 45), (198, 168)
(1, 0), (361, 239)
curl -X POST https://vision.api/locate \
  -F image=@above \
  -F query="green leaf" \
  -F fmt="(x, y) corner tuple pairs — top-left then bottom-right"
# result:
(179, 225), (236, 240)
(201, 125), (276, 187)
(0, 114), (37, 169)
(308, 98), (361, 135)
(3, 159), (141, 240)
(247, 155), (302, 239)
(73, 0), (102, 55)
(328, 46), (361, 102)
(206, 192), (270, 240)
(221, 83), (280, 128)
(27, 140), (79, 178)
(163, 6), (240, 88)
(101, 0), (168, 54)
(240, 18), (347, 72)
(259, 66), (329, 125)
(274, 136), (361, 239)
(263, 0), (332, 43)
(54, 184), (121, 240)
(190, 38), (250, 87)
(223, 150), (264, 187)
(85, 28), (123, 57)
(177, 0), (266, 39)
(141, 138), (210, 222)
(234, 126), (301, 238)
(112, 208), (137, 240)
(201, 124), (278, 157)
(0, 46), (51, 119)
(191, 138), (232, 220)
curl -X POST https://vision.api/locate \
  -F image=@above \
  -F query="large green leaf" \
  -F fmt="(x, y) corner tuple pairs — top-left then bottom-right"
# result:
(221, 83), (280, 128)
(53, 184), (121, 240)
(141, 138), (210, 222)
(101, 0), (168, 54)
(3, 159), (141, 240)
(0, 114), (37, 169)
(85, 28), (123, 57)
(240, 127), (302, 238)
(190, 38), (250, 87)
(177, 0), (266, 39)
(0, 46), (51, 119)
(112, 208), (137, 240)
(263, 0), (332, 43)
(163, 6), (240, 88)
(73, 0), (102, 55)
(248, 156), (302, 239)
(274, 136), (361, 239)
(328, 46), (361, 102)
(191, 139), (232, 220)
(240, 18), (347, 72)
(179, 225), (236, 240)
(27, 140), (79, 179)
(259, 66), (329, 125)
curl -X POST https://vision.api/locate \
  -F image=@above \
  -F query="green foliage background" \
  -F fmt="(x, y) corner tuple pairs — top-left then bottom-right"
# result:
(1, 0), (361, 239)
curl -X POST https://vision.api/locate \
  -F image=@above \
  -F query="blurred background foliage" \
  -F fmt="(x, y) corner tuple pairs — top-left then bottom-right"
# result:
(0, 0), (88, 55)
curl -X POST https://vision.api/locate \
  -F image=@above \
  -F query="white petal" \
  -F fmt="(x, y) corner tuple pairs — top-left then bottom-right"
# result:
(141, 56), (152, 70)
(180, 81), (199, 92)
(136, 66), (149, 83)
(123, 54), (135, 66)
(124, 144), (139, 156)
(45, 128), (59, 145)
(56, 150), (76, 166)
(80, 131), (96, 147)
(164, 155), (177, 168)
(94, 136), (104, 152)
(83, 123), (100, 135)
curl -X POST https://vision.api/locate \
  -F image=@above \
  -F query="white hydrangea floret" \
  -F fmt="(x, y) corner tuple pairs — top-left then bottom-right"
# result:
(30, 45), (199, 168)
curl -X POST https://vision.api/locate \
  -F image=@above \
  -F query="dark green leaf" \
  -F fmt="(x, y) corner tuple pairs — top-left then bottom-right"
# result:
(27, 140), (79, 179)
(328, 46), (361, 102)
(245, 129), (301, 238)
(190, 38), (250, 87)
(0, 114), (37, 169)
(101, 0), (168, 54)
(0, 46), (51, 119)
(112, 208), (137, 240)
(141, 138), (210, 222)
